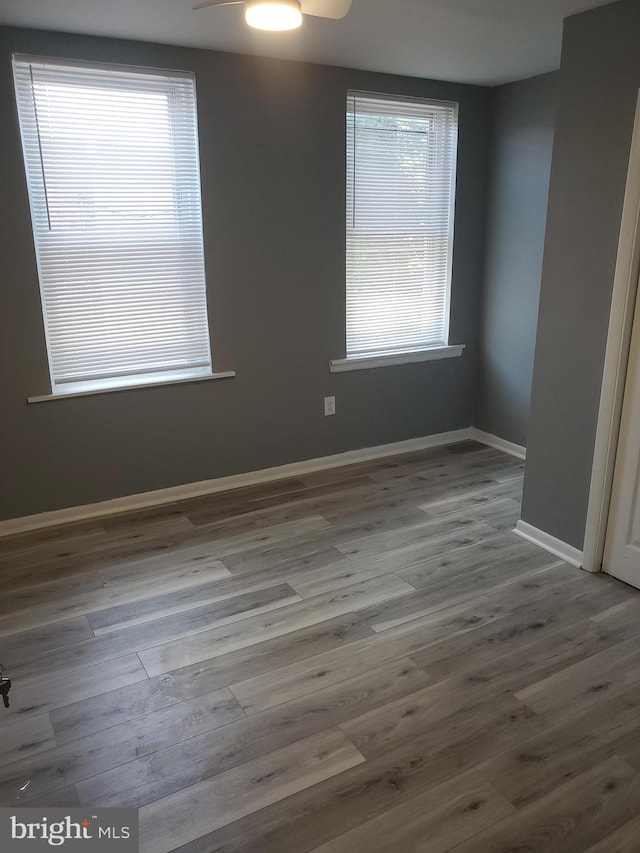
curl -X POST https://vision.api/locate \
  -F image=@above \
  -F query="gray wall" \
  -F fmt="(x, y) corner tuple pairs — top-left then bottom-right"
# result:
(0, 25), (491, 521)
(476, 73), (557, 447)
(522, 0), (640, 549)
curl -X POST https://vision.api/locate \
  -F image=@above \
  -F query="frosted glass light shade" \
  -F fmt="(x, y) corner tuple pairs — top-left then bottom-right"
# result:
(245, 0), (303, 30)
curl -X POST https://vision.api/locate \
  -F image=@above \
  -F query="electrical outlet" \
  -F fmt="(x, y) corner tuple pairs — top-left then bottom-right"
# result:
(324, 396), (336, 417)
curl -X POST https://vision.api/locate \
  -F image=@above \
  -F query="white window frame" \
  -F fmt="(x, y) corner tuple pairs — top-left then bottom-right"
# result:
(13, 55), (233, 402)
(331, 90), (464, 373)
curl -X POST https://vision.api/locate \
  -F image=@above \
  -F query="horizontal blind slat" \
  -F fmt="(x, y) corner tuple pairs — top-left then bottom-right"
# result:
(13, 55), (212, 389)
(346, 92), (457, 359)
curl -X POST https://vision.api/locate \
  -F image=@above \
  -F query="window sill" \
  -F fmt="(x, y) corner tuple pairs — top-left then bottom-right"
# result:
(329, 345), (465, 373)
(27, 370), (236, 403)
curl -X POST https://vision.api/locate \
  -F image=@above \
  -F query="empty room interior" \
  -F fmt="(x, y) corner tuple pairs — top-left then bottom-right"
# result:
(3, 0), (640, 849)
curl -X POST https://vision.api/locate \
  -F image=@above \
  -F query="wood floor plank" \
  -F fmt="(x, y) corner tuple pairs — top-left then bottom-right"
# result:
(0, 617), (94, 667)
(3, 442), (640, 853)
(87, 574), (295, 635)
(1, 571), (105, 613)
(88, 515), (331, 591)
(290, 531), (509, 600)
(443, 501), (520, 535)
(0, 559), (232, 636)
(107, 580), (302, 645)
(299, 458), (405, 487)
(9, 583), (301, 683)
(137, 574), (414, 677)
(430, 496), (520, 529)
(182, 515), (333, 558)
(0, 714), (57, 767)
(446, 757), (640, 853)
(220, 540), (349, 576)
(97, 544), (232, 585)
(138, 729), (365, 853)
(186, 476), (309, 509)
(0, 516), (196, 580)
(0, 521), (106, 555)
(307, 770), (515, 853)
(75, 658), (431, 809)
(0, 687), (245, 804)
(0, 528), (107, 565)
(581, 814), (640, 853)
(215, 481), (389, 533)
(420, 475), (523, 505)
(395, 532), (553, 588)
(104, 478), (328, 536)
(288, 557), (416, 599)
(333, 524), (505, 589)
(342, 613), (638, 760)
(184, 476), (373, 527)
(16, 786), (81, 808)
(477, 697), (640, 807)
(336, 516), (497, 560)
(47, 613), (373, 744)
(483, 506), (521, 533)
(359, 558), (566, 633)
(376, 452), (519, 488)
(339, 677), (532, 763)
(367, 455), (472, 485)
(591, 595), (640, 632)
(219, 507), (445, 575)
(176, 696), (544, 853)
(88, 550), (346, 634)
(603, 685), (640, 775)
(410, 581), (640, 681)
(321, 500), (429, 530)
(416, 486), (519, 517)
(229, 595), (503, 714)
(515, 632), (640, 721)
(379, 467), (515, 505)
(0, 655), (148, 722)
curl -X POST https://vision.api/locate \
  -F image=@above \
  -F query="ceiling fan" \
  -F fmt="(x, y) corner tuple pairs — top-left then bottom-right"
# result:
(193, 0), (353, 32)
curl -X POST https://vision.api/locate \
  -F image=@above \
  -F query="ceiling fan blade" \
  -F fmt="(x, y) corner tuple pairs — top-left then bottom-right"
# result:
(193, 0), (243, 10)
(300, 0), (352, 19)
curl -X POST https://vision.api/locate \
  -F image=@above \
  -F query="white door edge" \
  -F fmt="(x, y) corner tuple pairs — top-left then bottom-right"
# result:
(583, 89), (640, 573)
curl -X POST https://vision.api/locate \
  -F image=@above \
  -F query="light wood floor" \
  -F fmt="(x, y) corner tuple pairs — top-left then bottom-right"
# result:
(1, 441), (640, 852)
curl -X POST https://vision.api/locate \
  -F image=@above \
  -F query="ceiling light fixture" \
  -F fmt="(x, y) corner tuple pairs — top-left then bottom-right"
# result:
(245, 0), (303, 31)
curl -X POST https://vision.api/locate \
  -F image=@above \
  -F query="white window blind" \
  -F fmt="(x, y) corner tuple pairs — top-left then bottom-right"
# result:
(346, 92), (458, 359)
(13, 56), (211, 393)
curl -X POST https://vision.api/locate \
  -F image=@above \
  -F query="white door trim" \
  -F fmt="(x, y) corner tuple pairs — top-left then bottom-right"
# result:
(583, 90), (640, 573)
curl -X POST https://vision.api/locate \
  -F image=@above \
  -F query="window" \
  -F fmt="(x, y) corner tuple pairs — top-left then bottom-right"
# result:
(13, 56), (213, 397)
(340, 91), (459, 368)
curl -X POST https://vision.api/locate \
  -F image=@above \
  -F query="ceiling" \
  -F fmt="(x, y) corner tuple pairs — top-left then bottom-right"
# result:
(0, 0), (617, 86)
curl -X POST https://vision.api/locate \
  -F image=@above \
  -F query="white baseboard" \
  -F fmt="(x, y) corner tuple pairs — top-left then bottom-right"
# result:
(514, 520), (584, 569)
(470, 428), (526, 460)
(0, 427), (478, 538)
